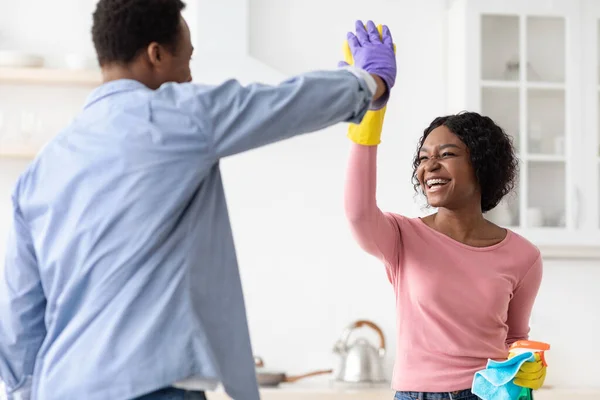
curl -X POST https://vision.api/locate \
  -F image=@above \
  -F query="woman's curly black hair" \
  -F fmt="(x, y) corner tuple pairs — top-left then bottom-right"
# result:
(411, 111), (519, 213)
(92, 0), (186, 66)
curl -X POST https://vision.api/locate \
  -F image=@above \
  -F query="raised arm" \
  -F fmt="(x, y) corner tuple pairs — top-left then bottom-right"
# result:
(166, 20), (396, 160)
(190, 67), (384, 159)
(344, 138), (400, 265)
(343, 23), (400, 266)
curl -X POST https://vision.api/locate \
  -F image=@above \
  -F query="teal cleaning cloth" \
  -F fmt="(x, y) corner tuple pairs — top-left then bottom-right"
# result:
(471, 351), (535, 400)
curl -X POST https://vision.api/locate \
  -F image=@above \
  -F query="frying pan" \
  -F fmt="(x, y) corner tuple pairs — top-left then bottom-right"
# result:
(254, 356), (333, 387)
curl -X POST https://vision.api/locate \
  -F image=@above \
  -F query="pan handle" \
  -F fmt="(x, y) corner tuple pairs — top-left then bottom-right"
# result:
(284, 369), (333, 383)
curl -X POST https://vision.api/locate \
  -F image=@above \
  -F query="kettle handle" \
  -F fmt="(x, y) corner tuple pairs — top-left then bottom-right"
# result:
(339, 319), (386, 351)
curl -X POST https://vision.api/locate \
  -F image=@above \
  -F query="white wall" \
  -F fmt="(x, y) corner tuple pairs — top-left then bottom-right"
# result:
(0, 0), (598, 391)
(0, 0), (97, 68)
(241, 0), (445, 381)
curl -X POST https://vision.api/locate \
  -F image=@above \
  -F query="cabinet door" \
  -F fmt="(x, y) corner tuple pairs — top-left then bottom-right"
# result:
(582, 0), (600, 233)
(448, 0), (586, 240)
(481, 9), (580, 232)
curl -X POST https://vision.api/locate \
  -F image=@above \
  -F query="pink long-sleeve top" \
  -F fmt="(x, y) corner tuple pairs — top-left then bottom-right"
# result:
(344, 144), (543, 392)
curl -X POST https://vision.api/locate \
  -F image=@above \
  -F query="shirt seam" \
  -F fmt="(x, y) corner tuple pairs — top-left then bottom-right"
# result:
(192, 91), (218, 163)
(513, 251), (542, 292)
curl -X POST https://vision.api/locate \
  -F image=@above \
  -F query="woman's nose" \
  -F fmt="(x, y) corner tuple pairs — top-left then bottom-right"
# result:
(423, 157), (441, 171)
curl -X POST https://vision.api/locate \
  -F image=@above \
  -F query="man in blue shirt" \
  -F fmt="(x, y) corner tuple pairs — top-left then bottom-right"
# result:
(0, 0), (396, 399)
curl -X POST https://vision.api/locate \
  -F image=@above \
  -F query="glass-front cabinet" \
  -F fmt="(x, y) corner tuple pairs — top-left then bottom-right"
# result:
(583, 0), (600, 248)
(447, 0), (599, 257)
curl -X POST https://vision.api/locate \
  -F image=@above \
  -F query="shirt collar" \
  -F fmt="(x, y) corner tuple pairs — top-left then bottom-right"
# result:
(84, 79), (150, 109)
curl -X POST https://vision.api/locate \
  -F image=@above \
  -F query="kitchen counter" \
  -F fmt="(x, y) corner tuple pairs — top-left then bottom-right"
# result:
(205, 382), (600, 400)
(206, 382), (393, 400)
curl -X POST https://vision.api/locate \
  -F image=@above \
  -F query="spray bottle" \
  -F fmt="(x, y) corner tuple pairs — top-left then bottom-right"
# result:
(508, 340), (551, 400)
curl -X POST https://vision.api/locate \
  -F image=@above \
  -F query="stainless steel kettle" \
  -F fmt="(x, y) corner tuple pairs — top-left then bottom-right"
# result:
(332, 319), (386, 383)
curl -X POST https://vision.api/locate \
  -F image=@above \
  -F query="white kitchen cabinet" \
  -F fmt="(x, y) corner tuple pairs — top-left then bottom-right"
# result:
(447, 0), (600, 258)
(582, 0), (600, 251)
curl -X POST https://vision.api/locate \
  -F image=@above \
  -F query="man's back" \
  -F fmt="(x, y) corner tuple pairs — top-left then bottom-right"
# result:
(3, 80), (257, 400)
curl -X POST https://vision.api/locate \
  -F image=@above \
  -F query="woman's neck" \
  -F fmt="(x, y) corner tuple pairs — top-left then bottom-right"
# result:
(429, 207), (488, 243)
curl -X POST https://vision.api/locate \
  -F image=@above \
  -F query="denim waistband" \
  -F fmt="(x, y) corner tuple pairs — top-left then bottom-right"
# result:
(395, 389), (478, 400)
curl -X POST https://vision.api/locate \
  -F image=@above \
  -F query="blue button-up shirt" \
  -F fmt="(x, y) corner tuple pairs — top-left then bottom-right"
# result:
(0, 69), (374, 400)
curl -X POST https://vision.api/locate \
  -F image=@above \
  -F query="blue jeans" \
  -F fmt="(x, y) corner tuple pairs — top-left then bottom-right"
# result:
(132, 387), (207, 400)
(394, 389), (480, 400)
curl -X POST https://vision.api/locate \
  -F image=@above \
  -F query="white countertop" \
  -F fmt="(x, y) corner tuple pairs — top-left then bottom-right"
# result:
(206, 382), (392, 400)
(205, 382), (600, 400)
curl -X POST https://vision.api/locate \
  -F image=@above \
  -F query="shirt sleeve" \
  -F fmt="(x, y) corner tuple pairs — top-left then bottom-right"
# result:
(505, 253), (543, 347)
(186, 68), (376, 159)
(0, 195), (47, 399)
(344, 143), (401, 280)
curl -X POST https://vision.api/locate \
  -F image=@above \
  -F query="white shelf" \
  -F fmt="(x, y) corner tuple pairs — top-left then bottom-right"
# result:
(525, 154), (566, 162)
(539, 245), (600, 260)
(480, 80), (565, 90)
(526, 82), (565, 90)
(0, 150), (38, 159)
(0, 67), (101, 86)
(481, 80), (520, 88)
(0, 144), (40, 159)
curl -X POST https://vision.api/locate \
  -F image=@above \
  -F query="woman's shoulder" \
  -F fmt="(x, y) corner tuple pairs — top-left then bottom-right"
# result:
(504, 229), (540, 253)
(504, 228), (542, 267)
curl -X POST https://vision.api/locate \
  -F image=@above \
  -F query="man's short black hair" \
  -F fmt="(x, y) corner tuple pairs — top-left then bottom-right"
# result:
(92, 0), (186, 66)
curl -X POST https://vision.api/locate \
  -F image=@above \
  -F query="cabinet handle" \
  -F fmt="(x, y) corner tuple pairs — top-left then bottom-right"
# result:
(573, 187), (581, 229)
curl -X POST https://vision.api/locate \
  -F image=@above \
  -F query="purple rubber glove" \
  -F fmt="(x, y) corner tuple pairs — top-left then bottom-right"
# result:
(344, 20), (396, 92)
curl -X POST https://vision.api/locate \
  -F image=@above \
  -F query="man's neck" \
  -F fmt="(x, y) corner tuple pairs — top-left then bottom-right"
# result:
(100, 63), (156, 89)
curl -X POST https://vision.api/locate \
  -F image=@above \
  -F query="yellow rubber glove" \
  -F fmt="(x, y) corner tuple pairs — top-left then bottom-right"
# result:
(344, 24), (395, 146)
(509, 352), (547, 390)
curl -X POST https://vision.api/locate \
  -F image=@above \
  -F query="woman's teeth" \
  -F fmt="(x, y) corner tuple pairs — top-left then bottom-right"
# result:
(426, 179), (449, 188)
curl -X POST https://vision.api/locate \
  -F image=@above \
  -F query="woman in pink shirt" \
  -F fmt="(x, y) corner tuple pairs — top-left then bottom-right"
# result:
(342, 25), (546, 400)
